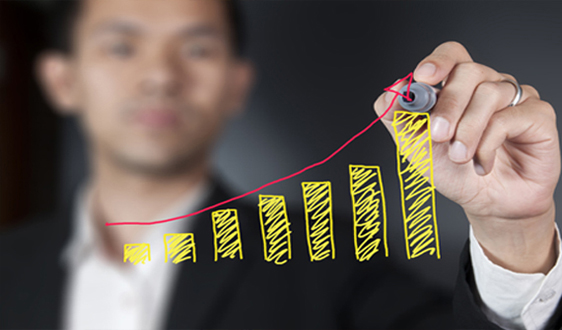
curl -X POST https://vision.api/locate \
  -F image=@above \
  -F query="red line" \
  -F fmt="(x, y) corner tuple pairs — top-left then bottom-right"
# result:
(106, 73), (413, 226)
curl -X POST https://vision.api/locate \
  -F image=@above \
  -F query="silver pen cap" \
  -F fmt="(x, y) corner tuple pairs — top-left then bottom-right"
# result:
(398, 82), (438, 113)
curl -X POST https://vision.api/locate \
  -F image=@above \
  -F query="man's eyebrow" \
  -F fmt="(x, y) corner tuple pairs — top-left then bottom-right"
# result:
(89, 20), (226, 40)
(89, 20), (143, 37)
(177, 25), (226, 40)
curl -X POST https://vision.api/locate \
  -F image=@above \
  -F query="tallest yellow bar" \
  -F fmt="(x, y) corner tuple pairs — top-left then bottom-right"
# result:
(392, 111), (441, 259)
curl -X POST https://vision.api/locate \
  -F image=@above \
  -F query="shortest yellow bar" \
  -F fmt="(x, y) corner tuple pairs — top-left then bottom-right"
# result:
(123, 243), (151, 265)
(164, 233), (197, 264)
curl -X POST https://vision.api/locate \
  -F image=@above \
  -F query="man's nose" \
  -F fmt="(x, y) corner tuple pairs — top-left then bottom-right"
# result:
(139, 48), (184, 98)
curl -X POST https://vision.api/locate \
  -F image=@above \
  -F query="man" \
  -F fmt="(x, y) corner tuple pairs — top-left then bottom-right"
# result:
(1, 0), (561, 329)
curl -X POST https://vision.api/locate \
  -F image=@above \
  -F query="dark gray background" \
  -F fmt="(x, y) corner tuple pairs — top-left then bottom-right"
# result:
(39, 1), (562, 292)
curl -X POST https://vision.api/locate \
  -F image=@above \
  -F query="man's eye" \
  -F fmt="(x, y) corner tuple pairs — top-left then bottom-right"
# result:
(109, 43), (133, 57)
(185, 44), (211, 59)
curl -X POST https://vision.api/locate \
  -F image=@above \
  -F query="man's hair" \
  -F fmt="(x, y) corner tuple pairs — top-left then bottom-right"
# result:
(46, 0), (246, 56)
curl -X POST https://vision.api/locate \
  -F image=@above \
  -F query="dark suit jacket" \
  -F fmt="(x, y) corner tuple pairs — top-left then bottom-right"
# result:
(2, 180), (561, 329)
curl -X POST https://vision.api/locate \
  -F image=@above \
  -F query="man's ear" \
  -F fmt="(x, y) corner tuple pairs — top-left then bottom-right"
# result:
(35, 51), (80, 115)
(226, 59), (255, 117)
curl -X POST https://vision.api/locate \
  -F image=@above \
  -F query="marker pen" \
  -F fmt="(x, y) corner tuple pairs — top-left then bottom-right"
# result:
(398, 82), (439, 112)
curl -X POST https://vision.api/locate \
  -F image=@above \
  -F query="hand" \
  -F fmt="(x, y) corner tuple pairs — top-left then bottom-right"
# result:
(374, 41), (560, 273)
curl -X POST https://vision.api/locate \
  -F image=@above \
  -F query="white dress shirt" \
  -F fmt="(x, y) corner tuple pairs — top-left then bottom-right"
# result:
(60, 180), (211, 330)
(59, 180), (562, 329)
(470, 223), (562, 330)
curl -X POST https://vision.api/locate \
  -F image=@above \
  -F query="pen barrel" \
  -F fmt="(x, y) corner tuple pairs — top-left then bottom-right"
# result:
(398, 82), (439, 113)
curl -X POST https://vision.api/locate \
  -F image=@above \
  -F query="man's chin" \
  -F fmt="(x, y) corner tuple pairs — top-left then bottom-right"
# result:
(109, 152), (202, 177)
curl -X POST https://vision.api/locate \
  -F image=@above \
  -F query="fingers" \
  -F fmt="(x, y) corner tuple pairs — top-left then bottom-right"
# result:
(429, 62), (505, 142)
(413, 41), (473, 85)
(413, 41), (506, 144)
(447, 83), (536, 165)
(473, 97), (557, 176)
(375, 40), (549, 179)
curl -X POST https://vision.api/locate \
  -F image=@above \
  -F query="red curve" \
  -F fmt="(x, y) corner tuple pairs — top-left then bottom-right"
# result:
(106, 73), (414, 226)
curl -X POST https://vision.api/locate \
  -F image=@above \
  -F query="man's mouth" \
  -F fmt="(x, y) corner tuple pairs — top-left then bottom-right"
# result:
(133, 108), (180, 129)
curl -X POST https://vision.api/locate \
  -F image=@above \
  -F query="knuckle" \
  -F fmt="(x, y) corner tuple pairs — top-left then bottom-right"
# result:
(522, 84), (540, 99)
(476, 81), (502, 101)
(457, 119), (482, 140)
(500, 72), (516, 81)
(455, 62), (486, 79)
(489, 112), (509, 133)
(430, 41), (467, 63)
(426, 53), (450, 65)
(442, 41), (466, 53)
(437, 93), (463, 114)
(538, 100), (556, 121)
(498, 72), (516, 80)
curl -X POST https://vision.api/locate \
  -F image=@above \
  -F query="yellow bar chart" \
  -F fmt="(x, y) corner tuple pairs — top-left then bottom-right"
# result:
(118, 75), (443, 265)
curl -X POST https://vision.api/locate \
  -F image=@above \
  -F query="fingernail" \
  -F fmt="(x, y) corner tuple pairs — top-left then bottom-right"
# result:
(385, 91), (394, 103)
(449, 141), (467, 162)
(474, 162), (486, 176)
(430, 117), (449, 141)
(416, 63), (436, 78)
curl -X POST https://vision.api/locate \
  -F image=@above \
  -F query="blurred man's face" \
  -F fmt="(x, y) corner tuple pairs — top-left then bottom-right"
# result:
(41, 0), (251, 176)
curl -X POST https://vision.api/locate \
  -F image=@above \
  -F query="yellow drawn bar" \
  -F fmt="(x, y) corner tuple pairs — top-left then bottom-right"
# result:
(211, 209), (244, 261)
(392, 111), (441, 259)
(349, 165), (388, 261)
(123, 243), (151, 265)
(258, 195), (292, 265)
(164, 233), (196, 264)
(301, 181), (336, 262)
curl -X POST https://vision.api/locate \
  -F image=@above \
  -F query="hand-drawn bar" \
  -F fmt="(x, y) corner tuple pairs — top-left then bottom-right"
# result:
(392, 111), (441, 259)
(123, 243), (151, 265)
(258, 195), (292, 265)
(211, 209), (244, 261)
(301, 181), (336, 262)
(349, 165), (388, 261)
(164, 233), (197, 263)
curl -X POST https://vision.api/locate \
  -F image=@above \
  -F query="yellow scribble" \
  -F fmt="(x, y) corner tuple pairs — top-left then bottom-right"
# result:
(211, 209), (244, 261)
(392, 111), (441, 259)
(164, 233), (196, 264)
(123, 243), (151, 265)
(301, 182), (336, 262)
(349, 165), (388, 261)
(258, 195), (292, 265)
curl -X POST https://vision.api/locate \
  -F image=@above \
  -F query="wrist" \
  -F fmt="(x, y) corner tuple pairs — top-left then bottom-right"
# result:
(467, 201), (558, 274)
